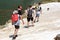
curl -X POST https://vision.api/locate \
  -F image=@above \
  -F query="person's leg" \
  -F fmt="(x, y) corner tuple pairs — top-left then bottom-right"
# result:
(33, 16), (36, 23)
(13, 25), (19, 39)
(27, 22), (29, 26)
(14, 29), (18, 36)
(36, 14), (40, 22)
(27, 17), (30, 26)
(37, 17), (39, 22)
(31, 17), (34, 26)
(35, 13), (38, 22)
(34, 14), (38, 23)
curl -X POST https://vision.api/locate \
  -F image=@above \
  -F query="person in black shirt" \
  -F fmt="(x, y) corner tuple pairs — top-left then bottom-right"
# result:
(26, 5), (34, 27)
(18, 6), (22, 15)
(18, 6), (24, 24)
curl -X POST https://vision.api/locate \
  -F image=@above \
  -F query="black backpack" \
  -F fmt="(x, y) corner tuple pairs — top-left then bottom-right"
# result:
(27, 9), (33, 18)
(37, 7), (41, 11)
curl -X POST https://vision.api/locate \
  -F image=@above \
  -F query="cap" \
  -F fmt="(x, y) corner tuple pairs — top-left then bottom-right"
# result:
(13, 10), (18, 14)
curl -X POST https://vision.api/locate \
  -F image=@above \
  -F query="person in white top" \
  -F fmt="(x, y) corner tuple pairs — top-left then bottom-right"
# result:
(35, 3), (42, 22)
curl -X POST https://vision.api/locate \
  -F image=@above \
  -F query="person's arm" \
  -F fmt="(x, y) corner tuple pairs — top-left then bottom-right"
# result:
(25, 10), (28, 17)
(20, 15), (24, 24)
(40, 7), (42, 14)
(32, 10), (34, 17)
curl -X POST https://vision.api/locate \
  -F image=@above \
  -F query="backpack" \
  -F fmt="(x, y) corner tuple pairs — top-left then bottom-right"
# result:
(37, 6), (41, 11)
(27, 9), (33, 18)
(11, 14), (18, 22)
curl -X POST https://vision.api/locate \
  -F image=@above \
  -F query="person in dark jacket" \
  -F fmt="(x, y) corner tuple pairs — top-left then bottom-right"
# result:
(17, 6), (24, 24)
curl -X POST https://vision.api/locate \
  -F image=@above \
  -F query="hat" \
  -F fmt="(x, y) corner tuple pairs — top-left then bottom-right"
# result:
(13, 10), (18, 14)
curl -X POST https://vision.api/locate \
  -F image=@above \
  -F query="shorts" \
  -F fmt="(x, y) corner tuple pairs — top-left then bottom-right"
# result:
(36, 11), (40, 17)
(13, 19), (20, 26)
(13, 20), (20, 29)
(15, 25), (19, 29)
(27, 17), (33, 22)
(36, 14), (40, 17)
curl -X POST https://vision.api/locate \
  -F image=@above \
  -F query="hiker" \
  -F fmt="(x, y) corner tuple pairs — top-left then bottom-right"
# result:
(35, 2), (42, 22)
(11, 10), (24, 40)
(18, 6), (24, 24)
(26, 5), (34, 27)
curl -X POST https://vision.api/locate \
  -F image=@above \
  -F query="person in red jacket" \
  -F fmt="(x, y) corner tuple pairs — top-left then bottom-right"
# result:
(12, 10), (24, 40)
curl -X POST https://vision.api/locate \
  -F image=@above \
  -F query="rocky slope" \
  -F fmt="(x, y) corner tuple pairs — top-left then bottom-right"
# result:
(0, 2), (60, 40)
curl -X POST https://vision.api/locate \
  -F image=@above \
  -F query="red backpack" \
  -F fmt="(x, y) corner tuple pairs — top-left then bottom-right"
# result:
(11, 14), (18, 22)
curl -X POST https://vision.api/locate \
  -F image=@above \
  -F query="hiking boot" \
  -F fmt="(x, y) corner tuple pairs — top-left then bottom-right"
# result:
(12, 35), (18, 40)
(24, 26), (29, 28)
(13, 37), (16, 39)
(34, 20), (36, 23)
(15, 35), (18, 37)
(37, 20), (39, 22)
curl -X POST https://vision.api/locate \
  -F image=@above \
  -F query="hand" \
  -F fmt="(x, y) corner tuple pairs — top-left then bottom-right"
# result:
(23, 22), (24, 24)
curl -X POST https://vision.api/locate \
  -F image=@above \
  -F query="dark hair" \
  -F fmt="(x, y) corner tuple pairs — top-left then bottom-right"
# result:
(18, 5), (22, 10)
(38, 2), (41, 5)
(18, 6), (20, 8)
(29, 5), (32, 8)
